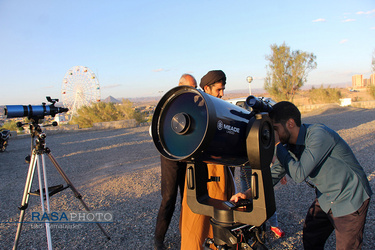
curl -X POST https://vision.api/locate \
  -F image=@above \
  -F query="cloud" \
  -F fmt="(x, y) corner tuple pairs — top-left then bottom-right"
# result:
(312, 18), (326, 22)
(356, 9), (375, 15)
(371, 27), (375, 30)
(339, 39), (348, 44)
(342, 19), (356, 22)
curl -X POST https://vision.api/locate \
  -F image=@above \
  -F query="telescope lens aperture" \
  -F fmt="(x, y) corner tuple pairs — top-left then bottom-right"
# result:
(158, 91), (208, 159)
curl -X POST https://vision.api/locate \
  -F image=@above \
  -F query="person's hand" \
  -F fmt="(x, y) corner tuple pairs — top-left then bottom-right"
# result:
(230, 192), (247, 203)
(280, 176), (287, 185)
(230, 188), (252, 203)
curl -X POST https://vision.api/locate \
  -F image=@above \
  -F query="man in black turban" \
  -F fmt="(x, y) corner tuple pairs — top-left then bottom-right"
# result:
(180, 69), (235, 249)
(199, 70), (226, 98)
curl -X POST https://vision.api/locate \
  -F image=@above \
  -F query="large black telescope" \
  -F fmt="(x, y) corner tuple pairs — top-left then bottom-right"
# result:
(152, 86), (276, 247)
(152, 86), (274, 166)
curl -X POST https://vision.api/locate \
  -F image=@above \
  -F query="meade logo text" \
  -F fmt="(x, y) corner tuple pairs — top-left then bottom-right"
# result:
(217, 120), (240, 135)
(223, 124), (240, 134)
(31, 211), (113, 223)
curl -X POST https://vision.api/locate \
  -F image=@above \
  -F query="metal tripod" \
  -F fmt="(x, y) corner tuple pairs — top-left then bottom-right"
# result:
(13, 120), (110, 250)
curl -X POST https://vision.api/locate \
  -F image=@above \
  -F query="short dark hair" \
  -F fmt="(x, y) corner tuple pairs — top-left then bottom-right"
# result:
(269, 101), (301, 127)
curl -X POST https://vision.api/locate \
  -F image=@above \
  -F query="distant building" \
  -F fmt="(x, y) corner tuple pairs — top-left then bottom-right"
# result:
(352, 74), (375, 88)
(352, 74), (363, 88)
(363, 78), (371, 86)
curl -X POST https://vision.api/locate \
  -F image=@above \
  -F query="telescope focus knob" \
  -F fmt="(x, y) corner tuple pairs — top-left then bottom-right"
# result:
(262, 128), (271, 144)
(171, 112), (191, 135)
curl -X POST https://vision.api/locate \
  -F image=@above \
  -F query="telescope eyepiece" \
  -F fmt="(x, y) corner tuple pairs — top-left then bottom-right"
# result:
(246, 96), (273, 113)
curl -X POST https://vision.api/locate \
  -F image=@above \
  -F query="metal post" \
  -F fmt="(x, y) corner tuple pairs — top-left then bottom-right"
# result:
(247, 76), (253, 96)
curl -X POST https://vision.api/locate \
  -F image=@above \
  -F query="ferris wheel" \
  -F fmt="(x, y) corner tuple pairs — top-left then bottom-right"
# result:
(61, 66), (101, 119)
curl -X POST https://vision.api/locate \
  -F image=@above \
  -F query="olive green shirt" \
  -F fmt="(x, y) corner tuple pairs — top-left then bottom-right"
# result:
(271, 123), (372, 217)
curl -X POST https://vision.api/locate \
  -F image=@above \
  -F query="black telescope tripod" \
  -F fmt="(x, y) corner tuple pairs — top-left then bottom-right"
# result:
(13, 118), (110, 250)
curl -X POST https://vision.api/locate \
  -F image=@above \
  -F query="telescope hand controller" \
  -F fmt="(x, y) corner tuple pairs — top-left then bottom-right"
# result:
(223, 199), (252, 209)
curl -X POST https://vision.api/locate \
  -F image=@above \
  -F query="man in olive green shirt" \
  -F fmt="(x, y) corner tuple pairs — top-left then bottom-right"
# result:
(270, 101), (372, 249)
(230, 101), (372, 249)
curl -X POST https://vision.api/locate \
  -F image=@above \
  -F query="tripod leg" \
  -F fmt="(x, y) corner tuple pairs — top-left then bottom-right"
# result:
(46, 148), (111, 240)
(36, 154), (53, 250)
(13, 151), (38, 250)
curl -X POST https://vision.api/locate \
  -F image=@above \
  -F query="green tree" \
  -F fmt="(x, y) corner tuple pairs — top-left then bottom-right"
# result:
(264, 42), (317, 101)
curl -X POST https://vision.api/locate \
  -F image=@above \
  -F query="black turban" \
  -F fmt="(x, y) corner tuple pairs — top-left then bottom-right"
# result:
(200, 70), (226, 89)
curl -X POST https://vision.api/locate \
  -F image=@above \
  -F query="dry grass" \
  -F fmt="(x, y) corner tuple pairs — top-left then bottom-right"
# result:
(223, 87), (374, 106)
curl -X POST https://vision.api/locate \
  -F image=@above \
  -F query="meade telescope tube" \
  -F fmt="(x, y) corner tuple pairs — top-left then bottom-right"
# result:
(151, 86), (276, 227)
(151, 85), (275, 167)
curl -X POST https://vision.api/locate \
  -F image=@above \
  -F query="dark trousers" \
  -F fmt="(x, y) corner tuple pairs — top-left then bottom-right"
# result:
(303, 198), (370, 250)
(154, 156), (186, 243)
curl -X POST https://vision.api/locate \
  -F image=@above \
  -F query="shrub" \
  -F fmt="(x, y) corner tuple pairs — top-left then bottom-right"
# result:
(368, 85), (375, 99)
(1, 120), (24, 133)
(308, 85), (342, 104)
(133, 110), (147, 124)
(70, 100), (146, 128)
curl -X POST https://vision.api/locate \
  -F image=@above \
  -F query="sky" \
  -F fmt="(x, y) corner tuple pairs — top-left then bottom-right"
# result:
(0, 0), (374, 105)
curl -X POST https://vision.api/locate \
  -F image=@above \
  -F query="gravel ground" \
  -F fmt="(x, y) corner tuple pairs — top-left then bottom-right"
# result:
(0, 105), (374, 250)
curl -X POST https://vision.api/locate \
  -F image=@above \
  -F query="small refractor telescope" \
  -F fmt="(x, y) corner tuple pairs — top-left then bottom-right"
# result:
(4, 97), (68, 119)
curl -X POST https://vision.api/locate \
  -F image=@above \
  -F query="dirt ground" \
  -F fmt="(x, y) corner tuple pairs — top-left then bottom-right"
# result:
(1, 105), (374, 249)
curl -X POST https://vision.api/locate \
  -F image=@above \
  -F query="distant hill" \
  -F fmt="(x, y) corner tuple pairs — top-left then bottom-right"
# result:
(106, 83), (354, 106)
(102, 96), (121, 103)
(108, 89), (263, 106)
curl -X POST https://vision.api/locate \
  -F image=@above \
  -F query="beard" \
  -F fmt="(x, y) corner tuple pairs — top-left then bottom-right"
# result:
(279, 124), (291, 144)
